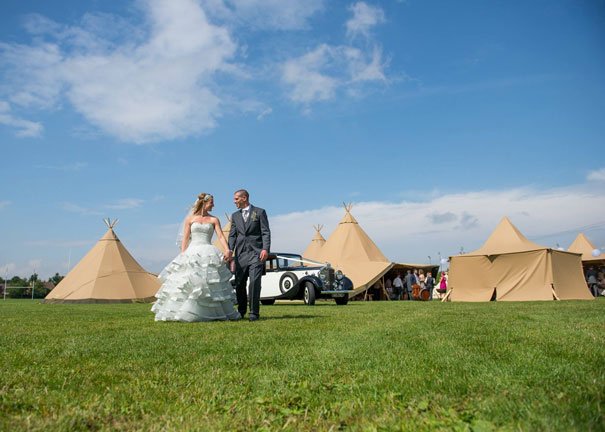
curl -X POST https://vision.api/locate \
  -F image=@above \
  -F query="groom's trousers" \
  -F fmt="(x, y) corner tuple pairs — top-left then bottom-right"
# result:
(234, 256), (263, 317)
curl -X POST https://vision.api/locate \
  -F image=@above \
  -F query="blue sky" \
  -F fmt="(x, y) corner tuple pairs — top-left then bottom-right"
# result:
(1, 0), (604, 279)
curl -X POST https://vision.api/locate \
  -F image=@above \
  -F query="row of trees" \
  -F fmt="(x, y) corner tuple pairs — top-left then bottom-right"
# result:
(0, 273), (64, 299)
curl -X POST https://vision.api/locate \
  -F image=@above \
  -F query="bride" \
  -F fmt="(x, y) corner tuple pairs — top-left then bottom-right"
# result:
(151, 193), (241, 322)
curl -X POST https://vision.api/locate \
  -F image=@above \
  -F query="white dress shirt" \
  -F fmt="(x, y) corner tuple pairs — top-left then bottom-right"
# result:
(241, 205), (251, 222)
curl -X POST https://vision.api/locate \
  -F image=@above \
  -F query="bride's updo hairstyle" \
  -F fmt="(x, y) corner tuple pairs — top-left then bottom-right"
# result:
(193, 193), (213, 215)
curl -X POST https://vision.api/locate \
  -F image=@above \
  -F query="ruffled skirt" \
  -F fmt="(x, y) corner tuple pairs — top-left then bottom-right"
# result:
(151, 243), (240, 322)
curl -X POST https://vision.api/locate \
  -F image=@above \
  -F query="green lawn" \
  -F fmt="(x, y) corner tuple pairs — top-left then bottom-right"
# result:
(1, 299), (604, 431)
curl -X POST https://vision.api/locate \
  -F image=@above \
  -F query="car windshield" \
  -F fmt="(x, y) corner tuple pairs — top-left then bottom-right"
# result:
(264, 254), (302, 270)
(276, 254), (302, 269)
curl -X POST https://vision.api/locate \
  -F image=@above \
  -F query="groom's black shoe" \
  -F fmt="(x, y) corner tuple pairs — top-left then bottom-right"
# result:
(249, 314), (259, 322)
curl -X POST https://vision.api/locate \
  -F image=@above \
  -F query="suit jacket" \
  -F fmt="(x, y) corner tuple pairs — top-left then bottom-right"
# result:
(228, 205), (271, 265)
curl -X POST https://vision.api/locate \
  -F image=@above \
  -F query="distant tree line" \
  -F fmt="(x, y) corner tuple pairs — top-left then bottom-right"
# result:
(0, 273), (64, 299)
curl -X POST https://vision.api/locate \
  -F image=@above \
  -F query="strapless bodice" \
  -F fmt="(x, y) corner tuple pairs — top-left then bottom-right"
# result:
(190, 222), (214, 245)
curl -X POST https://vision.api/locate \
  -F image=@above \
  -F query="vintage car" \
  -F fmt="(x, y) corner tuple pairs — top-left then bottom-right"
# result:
(247, 253), (354, 305)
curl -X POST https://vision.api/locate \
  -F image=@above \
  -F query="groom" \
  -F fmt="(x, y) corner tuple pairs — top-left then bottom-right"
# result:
(228, 189), (271, 321)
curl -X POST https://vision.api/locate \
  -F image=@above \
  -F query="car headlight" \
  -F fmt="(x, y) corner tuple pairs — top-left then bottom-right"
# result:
(336, 270), (344, 280)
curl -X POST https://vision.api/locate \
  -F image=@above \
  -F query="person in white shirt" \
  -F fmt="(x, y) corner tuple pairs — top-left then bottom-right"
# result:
(392, 273), (404, 300)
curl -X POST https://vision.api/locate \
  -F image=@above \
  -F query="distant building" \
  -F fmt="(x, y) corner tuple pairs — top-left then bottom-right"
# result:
(42, 281), (56, 291)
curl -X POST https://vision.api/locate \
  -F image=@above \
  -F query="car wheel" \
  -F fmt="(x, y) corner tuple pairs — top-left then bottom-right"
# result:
(279, 272), (299, 294)
(303, 281), (316, 305)
(261, 299), (276, 305)
(334, 294), (349, 305)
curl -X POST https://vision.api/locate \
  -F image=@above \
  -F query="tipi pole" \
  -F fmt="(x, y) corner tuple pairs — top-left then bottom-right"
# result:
(441, 288), (452, 302)
(381, 275), (390, 301)
(551, 286), (560, 301)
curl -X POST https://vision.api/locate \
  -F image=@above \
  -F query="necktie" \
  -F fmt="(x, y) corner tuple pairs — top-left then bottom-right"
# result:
(243, 209), (248, 222)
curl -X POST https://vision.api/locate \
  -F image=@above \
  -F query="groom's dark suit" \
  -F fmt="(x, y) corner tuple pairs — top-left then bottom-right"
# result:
(228, 205), (271, 318)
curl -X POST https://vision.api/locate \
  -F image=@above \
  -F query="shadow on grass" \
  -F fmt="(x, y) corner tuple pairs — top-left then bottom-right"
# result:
(150, 314), (321, 324)
(269, 301), (364, 308)
(258, 314), (321, 321)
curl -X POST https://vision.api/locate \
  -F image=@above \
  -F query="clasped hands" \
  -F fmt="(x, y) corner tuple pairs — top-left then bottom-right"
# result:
(224, 249), (268, 263)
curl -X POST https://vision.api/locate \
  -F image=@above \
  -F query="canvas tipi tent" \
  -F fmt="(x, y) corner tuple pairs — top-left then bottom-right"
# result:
(448, 217), (592, 301)
(44, 219), (161, 303)
(568, 233), (605, 266)
(302, 225), (326, 264)
(318, 204), (393, 295)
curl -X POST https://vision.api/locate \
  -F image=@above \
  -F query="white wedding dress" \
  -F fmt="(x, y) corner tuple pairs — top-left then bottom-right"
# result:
(152, 222), (241, 322)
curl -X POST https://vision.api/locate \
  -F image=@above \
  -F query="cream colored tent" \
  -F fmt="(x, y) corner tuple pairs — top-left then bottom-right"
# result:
(568, 233), (605, 265)
(302, 225), (326, 264)
(213, 214), (232, 254)
(44, 219), (160, 303)
(318, 205), (393, 295)
(448, 217), (592, 302)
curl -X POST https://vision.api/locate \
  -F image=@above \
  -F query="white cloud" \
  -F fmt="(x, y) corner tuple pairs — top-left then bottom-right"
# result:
(256, 107), (272, 120)
(456, 211), (479, 231)
(346, 2), (385, 39)
(234, 98), (273, 120)
(1, 263), (16, 276)
(280, 3), (388, 108)
(282, 44), (340, 104)
(202, 0), (325, 30)
(587, 167), (605, 182)
(61, 202), (102, 216)
(22, 13), (62, 36)
(25, 239), (93, 248)
(60, 198), (144, 216)
(269, 184), (605, 264)
(0, 101), (43, 137)
(0, 41), (64, 109)
(345, 45), (387, 82)
(1, 0), (389, 136)
(3, 260), (45, 279)
(427, 211), (456, 224)
(0, 0), (238, 143)
(28, 259), (42, 271)
(281, 43), (387, 106)
(104, 198), (145, 210)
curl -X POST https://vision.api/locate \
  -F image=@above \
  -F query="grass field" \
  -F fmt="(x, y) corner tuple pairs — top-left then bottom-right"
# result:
(1, 299), (604, 431)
